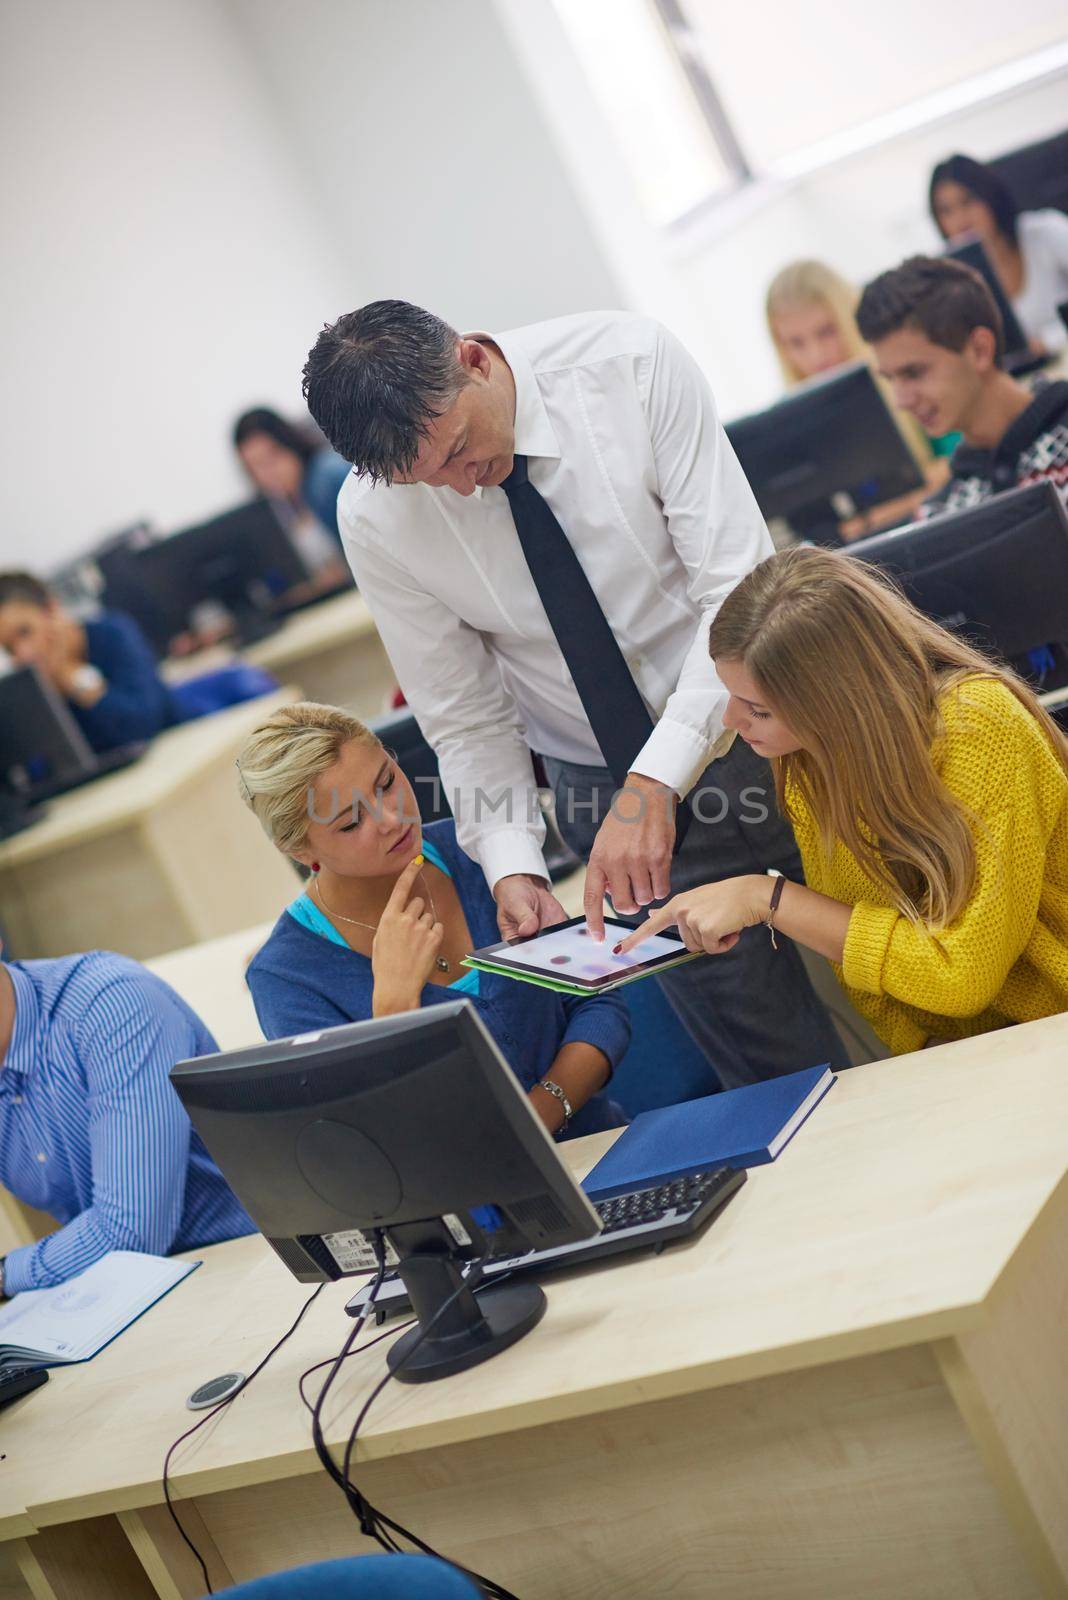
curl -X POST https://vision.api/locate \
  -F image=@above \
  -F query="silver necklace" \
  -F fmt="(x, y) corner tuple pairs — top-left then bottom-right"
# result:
(312, 871), (451, 973)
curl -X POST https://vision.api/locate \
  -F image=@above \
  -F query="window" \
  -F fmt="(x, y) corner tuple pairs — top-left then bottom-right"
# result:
(549, 0), (737, 227)
(552, 0), (1068, 224)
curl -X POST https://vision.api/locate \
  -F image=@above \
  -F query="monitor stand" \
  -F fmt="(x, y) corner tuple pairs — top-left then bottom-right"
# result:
(384, 1219), (546, 1385)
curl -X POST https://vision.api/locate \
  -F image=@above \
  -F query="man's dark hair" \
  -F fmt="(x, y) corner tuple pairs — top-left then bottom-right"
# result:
(929, 153), (1019, 246)
(0, 571), (51, 610)
(856, 255), (1004, 362)
(302, 300), (468, 485)
(232, 406), (316, 463)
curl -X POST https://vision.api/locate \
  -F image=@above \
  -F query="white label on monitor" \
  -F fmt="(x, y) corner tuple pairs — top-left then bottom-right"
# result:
(292, 1030), (322, 1045)
(443, 1213), (472, 1246)
(322, 1229), (399, 1273)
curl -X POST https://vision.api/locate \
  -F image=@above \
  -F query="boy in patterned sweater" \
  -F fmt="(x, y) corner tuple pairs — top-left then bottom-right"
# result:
(856, 255), (1068, 518)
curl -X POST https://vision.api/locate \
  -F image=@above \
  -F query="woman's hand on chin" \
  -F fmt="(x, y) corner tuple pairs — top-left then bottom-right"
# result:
(371, 853), (445, 1016)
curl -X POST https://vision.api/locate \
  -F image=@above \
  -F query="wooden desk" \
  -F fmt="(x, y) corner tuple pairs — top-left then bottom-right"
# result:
(1, 1014), (1065, 1600)
(0, 694), (301, 961)
(240, 590), (396, 718)
(144, 922), (273, 1054)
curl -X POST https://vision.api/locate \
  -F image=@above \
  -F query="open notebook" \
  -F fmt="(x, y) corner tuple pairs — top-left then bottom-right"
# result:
(0, 1251), (199, 1366)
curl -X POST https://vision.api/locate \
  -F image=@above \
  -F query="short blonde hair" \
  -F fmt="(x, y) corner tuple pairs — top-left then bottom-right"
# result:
(235, 701), (381, 855)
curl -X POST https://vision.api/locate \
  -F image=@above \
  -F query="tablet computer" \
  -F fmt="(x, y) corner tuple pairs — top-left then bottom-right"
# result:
(463, 915), (700, 995)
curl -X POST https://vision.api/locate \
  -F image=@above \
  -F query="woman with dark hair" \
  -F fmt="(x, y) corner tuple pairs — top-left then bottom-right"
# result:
(928, 153), (1068, 353)
(232, 407), (352, 543)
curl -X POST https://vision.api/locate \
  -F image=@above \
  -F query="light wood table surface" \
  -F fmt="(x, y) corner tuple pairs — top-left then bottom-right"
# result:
(239, 590), (396, 718)
(0, 693), (301, 962)
(1, 1013), (1065, 1600)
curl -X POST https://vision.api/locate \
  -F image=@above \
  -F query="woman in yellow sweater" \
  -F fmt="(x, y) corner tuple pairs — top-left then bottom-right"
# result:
(617, 546), (1068, 1055)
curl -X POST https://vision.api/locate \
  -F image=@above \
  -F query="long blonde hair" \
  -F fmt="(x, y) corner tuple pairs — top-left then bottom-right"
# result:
(709, 547), (1068, 928)
(766, 259), (933, 471)
(235, 701), (381, 855)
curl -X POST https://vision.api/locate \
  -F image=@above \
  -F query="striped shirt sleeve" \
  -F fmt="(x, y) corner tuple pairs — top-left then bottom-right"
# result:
(2, 977), (195, 1294)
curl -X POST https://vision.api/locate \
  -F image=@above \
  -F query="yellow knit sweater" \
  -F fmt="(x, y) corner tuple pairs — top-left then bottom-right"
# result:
(787, 677), (1068, 1055)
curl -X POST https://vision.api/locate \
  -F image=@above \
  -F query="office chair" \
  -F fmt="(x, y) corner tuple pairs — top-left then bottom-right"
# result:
(216, 1553), (482, 1599)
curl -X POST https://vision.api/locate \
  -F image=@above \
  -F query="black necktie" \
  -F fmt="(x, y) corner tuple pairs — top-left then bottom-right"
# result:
(502, 454), (689, 848)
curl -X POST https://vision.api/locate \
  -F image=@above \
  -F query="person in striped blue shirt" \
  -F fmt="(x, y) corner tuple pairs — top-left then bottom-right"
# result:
(0, 949), (254, 1298)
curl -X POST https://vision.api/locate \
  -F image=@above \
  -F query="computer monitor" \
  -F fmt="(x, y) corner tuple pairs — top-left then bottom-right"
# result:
(95, 527), (191, 657)
(942, 236), (1037, 374)
(0, 666), (98, 801)
(115, 500), (310, 650)
(171, 1001), (601, 1383)
(989, 130), (1068, 217)
(725, 362), (923, 542)
(846, 480), (1068, 677)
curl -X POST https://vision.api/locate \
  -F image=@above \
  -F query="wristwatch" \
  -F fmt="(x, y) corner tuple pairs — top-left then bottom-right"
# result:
(536, 1077), (573, 1135)
(70, 663), (105, 695)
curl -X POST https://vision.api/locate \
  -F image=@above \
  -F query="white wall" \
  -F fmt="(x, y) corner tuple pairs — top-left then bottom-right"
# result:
(0, 0), (353, 569)
(225, 0), (624, 332)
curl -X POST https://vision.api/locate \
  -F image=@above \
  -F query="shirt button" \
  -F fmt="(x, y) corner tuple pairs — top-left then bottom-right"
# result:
(37, 1152), (47, 1162)
(13, 1094), (23, 1105)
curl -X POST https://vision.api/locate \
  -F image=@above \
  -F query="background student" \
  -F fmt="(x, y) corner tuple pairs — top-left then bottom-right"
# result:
(0, 570), (182, 753)
(236, 702), (629, 1139)
(0, 945), (254, 1297)
(618, 547), (1068, 1057)
(233, 406), (353, 546)
(928, 152), (1068, 354)
(764, 259), (949, 541)
(855, 255), (1068, 518)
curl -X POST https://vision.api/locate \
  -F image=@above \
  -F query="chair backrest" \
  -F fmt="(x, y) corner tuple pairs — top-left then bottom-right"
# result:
(170, 663), (280, 720)
(216, 1554), (482, 1599)
(613, 976), (722, 1115)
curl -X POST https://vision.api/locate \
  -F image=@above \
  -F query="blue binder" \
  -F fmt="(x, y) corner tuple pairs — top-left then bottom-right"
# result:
(582, 1065), (836, 1201)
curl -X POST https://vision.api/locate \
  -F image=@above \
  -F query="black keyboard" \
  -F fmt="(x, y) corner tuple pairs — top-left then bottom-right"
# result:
(346, 1165), (746, 1323)
(0, 1362), (48, 1410)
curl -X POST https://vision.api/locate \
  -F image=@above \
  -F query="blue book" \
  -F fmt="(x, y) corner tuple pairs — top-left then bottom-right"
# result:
(582, 1065), (836, 1202)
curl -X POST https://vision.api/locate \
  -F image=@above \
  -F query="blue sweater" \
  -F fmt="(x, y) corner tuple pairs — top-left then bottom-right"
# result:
(75, 611), (182, 753)
(246, 821), (629, 1137)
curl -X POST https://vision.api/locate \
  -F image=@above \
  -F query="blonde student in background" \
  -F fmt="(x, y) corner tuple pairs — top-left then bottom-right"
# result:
(764, 260), (951, 541)
(618, 547), (1068, 1056)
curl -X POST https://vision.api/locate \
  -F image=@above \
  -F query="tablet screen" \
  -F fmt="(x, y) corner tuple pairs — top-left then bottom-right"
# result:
(472, 919), (687, 987)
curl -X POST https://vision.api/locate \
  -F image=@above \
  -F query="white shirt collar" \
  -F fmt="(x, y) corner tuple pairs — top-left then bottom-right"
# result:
(463, 328), (561, 461)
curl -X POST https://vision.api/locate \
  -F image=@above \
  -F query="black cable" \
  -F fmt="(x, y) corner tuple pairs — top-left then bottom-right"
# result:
(313, 1248), (523, 1600)
(298, 1316), (415, 1414)
(162, 1282), (324, 1595)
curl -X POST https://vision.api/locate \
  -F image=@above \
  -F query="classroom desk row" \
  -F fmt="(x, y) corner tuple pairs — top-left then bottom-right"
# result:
(0, 590), (396, 961)
(0, 1013), (1065, 1600)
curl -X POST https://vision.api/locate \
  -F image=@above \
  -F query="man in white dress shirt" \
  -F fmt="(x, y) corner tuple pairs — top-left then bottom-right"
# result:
(302, 301), (845, 1084)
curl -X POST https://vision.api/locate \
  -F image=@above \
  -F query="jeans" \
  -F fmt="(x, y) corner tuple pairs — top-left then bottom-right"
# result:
(542, 737), (849, 1088)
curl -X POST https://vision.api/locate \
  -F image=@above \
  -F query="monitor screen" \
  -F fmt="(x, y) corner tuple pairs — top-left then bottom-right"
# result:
(726, 362), (922, 528)
(847, 481), (1068, 670)
(112, 499), (309, 651)
(0, 667), (96, 797)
